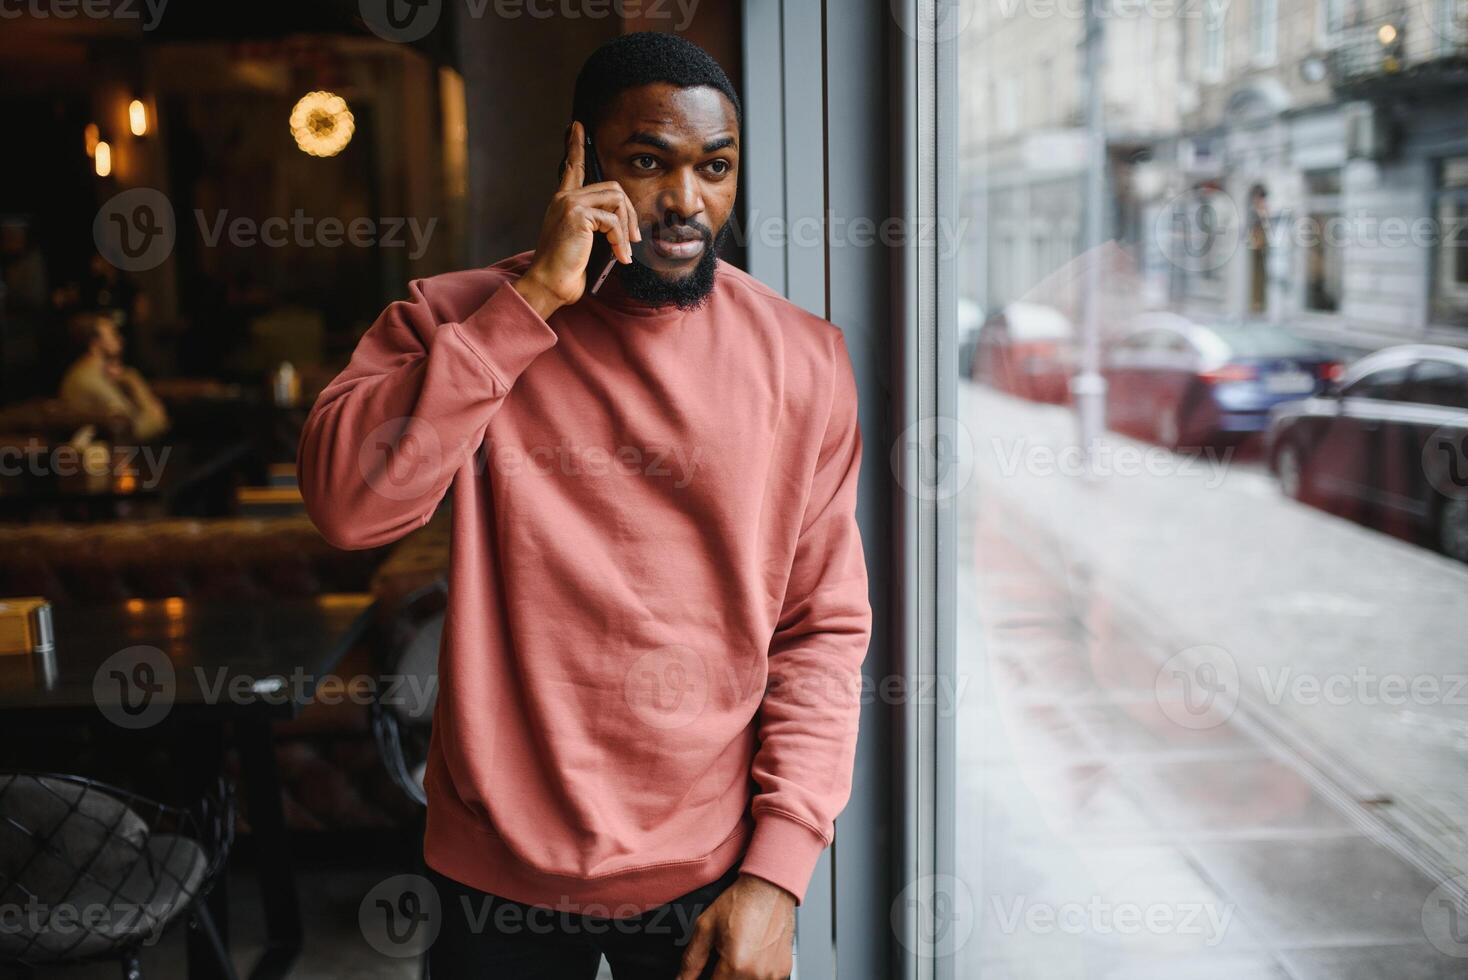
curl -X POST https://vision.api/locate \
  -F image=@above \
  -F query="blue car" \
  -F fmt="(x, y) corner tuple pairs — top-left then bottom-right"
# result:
(1103, 314), (1343, 449)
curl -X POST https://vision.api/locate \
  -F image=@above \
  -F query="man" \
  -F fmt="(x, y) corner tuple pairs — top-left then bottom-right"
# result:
(58, 311), (169, 441)
(298, 32), (870, 980)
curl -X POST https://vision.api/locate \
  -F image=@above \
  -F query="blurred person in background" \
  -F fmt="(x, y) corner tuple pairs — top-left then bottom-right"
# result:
(58, 311), (169, 440)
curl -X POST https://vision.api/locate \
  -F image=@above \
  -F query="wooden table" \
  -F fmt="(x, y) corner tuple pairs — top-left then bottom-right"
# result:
(0, 594), (376, 980)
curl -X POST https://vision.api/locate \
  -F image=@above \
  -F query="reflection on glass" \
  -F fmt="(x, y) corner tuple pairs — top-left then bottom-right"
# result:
(955, 0), (1468, 974)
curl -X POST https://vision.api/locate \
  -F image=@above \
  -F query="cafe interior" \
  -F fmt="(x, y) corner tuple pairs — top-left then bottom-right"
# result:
(0, 3), (744, 978)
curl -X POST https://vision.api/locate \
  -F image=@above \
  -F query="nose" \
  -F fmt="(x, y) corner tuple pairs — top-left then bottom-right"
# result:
(654, 168), (705, 226)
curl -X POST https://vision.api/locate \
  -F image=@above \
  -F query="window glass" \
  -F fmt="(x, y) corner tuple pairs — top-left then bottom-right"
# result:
(1342, 364), (1409, 399)
(955, 5), (1468, 977)
(1405, 359), (1468, 409)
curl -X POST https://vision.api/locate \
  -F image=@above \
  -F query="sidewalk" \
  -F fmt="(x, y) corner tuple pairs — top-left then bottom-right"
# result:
(956, 382), (1468, 978)
(959, 381), (1468, 883)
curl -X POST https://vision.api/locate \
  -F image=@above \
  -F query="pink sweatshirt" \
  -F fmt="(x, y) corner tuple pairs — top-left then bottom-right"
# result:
(298, 250), (871, 914)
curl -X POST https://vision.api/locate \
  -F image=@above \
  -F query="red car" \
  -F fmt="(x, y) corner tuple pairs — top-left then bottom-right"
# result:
(970, 302), (1076, 403)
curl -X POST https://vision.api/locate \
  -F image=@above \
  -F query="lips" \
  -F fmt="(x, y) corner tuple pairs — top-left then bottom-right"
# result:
(648, 229), (707, 261)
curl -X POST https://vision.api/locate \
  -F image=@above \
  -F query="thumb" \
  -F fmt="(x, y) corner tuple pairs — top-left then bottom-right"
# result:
(677, 920), (716, 980)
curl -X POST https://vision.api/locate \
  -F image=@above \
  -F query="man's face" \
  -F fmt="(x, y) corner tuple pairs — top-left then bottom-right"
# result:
(592, 82), (739, 309)
(95, 320), (123, 361)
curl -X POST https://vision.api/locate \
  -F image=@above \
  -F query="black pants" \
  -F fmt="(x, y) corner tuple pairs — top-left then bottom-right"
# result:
(425, 862), (740, 980)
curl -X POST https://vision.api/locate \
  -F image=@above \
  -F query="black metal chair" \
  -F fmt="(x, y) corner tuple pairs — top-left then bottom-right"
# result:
(0, 772), (236, 980)
(366, 577), (446, 980)
(368, 577), (446, 809)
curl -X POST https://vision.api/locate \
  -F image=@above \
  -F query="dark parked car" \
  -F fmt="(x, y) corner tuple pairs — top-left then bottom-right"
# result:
(1267, 345), (1468, 563)
(970, 301), (1075, 403)
(1103, 314), (1342, 449)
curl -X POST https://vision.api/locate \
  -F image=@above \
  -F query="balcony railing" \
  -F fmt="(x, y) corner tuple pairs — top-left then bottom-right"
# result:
(1325, 5), (1468, 91)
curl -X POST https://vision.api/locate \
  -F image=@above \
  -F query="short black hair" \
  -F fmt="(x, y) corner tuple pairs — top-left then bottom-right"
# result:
(571, 31), (741, 137)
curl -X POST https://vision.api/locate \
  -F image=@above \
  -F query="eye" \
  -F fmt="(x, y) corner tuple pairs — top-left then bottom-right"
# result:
(704, 159), (732, 176)
(631, 155), (659, 171)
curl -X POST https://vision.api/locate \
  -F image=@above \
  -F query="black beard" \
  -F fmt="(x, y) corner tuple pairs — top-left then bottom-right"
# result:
(614, 221), (731, 311)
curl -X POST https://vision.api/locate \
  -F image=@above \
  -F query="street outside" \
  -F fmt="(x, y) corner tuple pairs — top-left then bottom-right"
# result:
(955, 380), (1468, 978)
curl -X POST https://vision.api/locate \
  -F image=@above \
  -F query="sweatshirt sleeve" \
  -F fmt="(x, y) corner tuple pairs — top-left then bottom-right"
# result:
(739, 330), (873, 904)
(297, 274), (558, 549)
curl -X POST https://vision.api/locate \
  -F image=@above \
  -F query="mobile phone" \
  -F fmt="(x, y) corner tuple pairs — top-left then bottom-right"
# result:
(581, 131), (618, 296)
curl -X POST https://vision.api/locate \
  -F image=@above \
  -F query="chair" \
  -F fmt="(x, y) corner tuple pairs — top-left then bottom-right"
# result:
(0, 772), (236, 980)
(368, 578), (447, 809)
(366, 579), (445, 980)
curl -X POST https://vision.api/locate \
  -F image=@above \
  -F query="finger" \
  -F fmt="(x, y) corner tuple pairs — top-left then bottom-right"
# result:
(572, 185), (637, 263)
(559, 120), (585, 193)
(579, 206), (633, 257)
(676, 924), (715, 980)
(619, 185), (642, 243)
(616, 191), (637, 263)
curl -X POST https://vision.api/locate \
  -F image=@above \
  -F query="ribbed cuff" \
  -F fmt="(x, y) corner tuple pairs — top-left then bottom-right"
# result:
(454, 278), (559, 390)
(738, 811), (829, 905)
